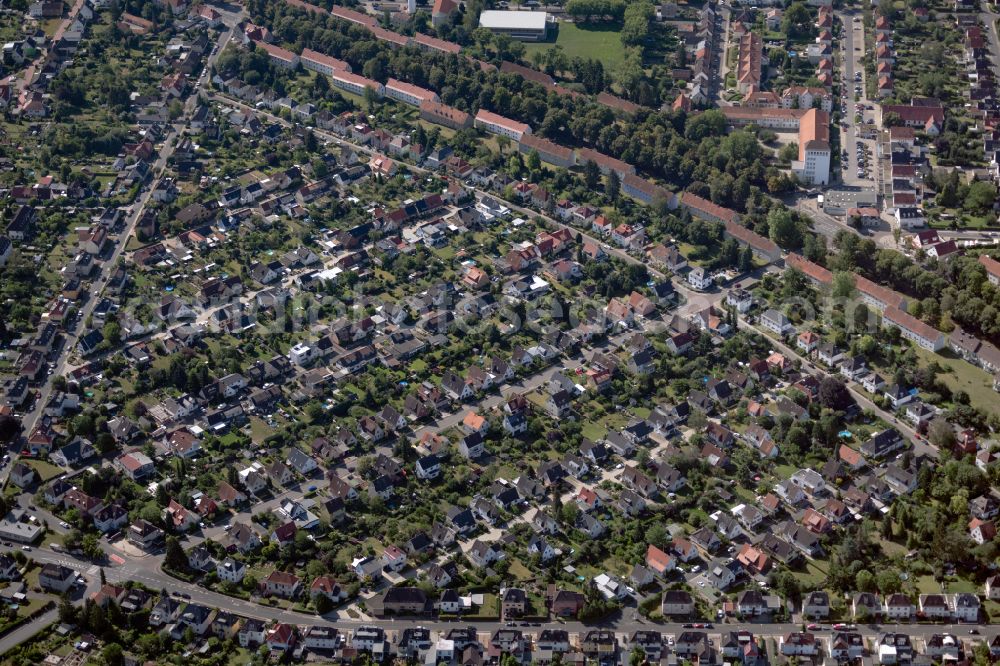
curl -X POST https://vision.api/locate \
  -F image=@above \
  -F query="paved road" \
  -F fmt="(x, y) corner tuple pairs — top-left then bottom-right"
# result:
(0, 607), (57, 655)
(838, 10), (878, 190)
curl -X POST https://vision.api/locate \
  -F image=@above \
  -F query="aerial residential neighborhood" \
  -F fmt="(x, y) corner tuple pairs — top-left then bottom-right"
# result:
(1, 0), (1000, 664)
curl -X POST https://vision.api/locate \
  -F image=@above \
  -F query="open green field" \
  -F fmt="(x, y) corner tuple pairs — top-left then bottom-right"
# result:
(27, 459), (64, 482)
(522, 22), (627, 70)
(913, 347), (999, 413)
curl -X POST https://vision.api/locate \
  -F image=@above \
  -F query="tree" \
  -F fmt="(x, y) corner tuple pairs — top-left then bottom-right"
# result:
(855, 569), (876, 593)
(526, 149), (542, 173)
(881, 513), (893, 539)
(583, 160), (601, 190)
(882, 111), (903, 127)
(606, 170), (620, 201)
(102, 643), (124, 666)
(768, 208), (803, 250)
(363, 85), (379, 112)
(832, 271), (856, 299)
(738, 245), (753, 272)
(770, 570), (802, 605)
(58, 596), (78, 624)
(164, 536), (187, 571)
(687, 409), (707, 430)
(646, 524), (669, 549)
(560, 501), (579, 527)
(928, 418), (956, 449)
(782, 2), (813, 38)
(630, 647), (647, 666)
(818, 377), (852, 410)
(313, 592), (334, 615)
(102, 321), (121, 346)
(778, 142), (799, 163)
(964, 180), (997, 214)
(876, 569), (902, 595)
(81, 533), (102, 560)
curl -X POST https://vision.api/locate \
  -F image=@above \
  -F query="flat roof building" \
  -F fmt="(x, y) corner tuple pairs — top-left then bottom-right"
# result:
(478, 10), (549, 41)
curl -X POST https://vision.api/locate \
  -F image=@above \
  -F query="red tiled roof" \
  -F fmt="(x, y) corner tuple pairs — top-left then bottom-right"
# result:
(475, 109), (530, 135)
(786, 253), (832, 285)
(979, 254), (1000, 279)
(577, 147), (635, 176)
(414, 32), (461, 54)
(254, 41), (297, 62)
(883, 306), (942, 342)
(330, 5), (377, 27)
(725, 220), (779, 256)
(301, 48), (350, 72)
(880, 104), (944, 125)
(386, 78), (437, 102)
(680, 192), (740, 224)
(500, 61), (555, 87)
(597, 92), (641, 114)
(519, 134), (574, 161)
(855, 275), (906, 309)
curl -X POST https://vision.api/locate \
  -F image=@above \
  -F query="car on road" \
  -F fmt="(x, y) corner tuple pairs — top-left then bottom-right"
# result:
(970, 629), (980, 635)
(59, 521), (70, 529)
(21, 546), (30, 551)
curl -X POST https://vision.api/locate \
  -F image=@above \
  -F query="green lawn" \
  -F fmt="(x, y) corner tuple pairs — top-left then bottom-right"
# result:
(790, 558), (831, 590)
(508, 559), (534, 581)
(467, 592), (500, 619)
(27, 460), (64, 482)
(522, 22), (627, 70)
(915, 575), (943, 594)
(912, 347), (999, 413)
(249, 416), (275, 443)
(581, 421), (607, 441)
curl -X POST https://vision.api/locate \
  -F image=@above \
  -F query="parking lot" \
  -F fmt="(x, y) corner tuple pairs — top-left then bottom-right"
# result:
(838, 11), (880, 189)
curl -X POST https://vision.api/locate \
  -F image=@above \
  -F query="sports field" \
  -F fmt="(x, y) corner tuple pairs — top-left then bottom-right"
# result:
(522, 21), (627, 69)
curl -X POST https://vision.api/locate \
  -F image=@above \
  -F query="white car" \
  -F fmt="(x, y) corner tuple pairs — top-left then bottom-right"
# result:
(59, 521), (70, 529)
